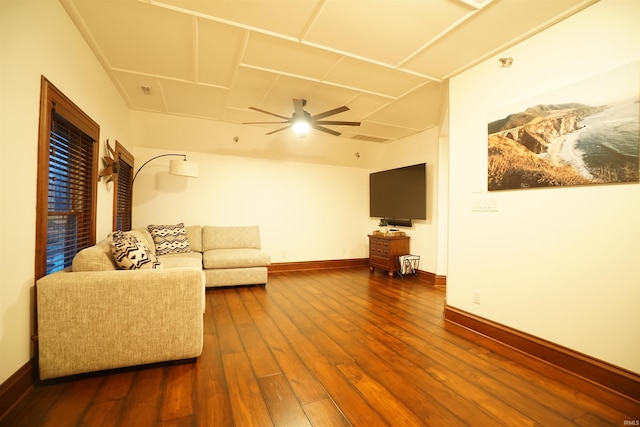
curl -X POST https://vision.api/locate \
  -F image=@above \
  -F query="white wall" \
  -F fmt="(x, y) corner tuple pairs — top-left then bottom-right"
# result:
(374, 127), (443, 275)
(131, 147), (372, 262)
(447, 0), (640, 372)
(130, 110), (442, 271)
(0, 0), (132, 384)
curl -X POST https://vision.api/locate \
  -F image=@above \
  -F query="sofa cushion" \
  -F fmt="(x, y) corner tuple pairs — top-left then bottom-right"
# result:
(185, 225), (202, 253)
(203, 248), (270, 269)
(204, 267), (268, 287)
(112, 231), (162, 270)
(130, 228), (156, 255)
(148, 223), (192, 255)
(157, 252), (203, 270)
(202, 225), (261, 251)
(72, 239), (118, 271)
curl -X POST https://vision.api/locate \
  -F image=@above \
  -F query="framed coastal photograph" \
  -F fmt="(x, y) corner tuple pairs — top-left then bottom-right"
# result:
(487, 61), (639, 191)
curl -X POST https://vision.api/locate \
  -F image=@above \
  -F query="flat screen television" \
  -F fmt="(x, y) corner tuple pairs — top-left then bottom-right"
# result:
(369, 163), (426, 226)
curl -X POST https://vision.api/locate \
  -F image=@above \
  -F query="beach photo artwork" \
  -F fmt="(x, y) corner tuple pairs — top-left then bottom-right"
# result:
(487, 61), (639, 191)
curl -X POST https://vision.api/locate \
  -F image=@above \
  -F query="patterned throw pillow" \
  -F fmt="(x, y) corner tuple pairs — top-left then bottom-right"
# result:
(111, 231), (161, 270)
(147, 222), (192, 256)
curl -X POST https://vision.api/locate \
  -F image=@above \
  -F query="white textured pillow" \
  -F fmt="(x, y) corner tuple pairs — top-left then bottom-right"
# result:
(147, 222), (192, 256)
(111, 231), (161, 270)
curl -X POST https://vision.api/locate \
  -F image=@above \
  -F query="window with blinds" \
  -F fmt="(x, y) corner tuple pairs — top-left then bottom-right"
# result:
(114, 142), (134, 231)
(36, 77), (99, 279)
(47, 113), (95, 274)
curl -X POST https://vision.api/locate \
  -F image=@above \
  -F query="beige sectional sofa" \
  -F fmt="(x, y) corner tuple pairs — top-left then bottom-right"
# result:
(153, 224), (271, 287)
(36, 224), (270, 380)
(202, 225), (271, 287)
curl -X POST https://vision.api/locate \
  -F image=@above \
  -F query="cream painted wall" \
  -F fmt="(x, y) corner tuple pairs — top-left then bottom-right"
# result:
(129, 112), (441, 272)
(447, 0), (640, 372)
(0, 0), (132, 384)
(374, 128), (442, 275)
(131, 147), (373, 262)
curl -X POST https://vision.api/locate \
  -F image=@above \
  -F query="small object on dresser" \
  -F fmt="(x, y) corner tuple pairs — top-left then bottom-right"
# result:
(378, 218), (389, 234)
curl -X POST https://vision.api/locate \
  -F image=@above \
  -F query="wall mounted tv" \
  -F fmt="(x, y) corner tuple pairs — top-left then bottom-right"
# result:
(369, 163), (426, 227)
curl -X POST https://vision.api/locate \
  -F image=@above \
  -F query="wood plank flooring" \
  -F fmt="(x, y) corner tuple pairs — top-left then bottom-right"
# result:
(2, 268), (638, 426)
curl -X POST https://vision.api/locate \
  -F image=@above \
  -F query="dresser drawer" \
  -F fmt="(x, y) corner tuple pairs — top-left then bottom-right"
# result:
(368, 234), (410, 277)
(369, 244), (390, 255)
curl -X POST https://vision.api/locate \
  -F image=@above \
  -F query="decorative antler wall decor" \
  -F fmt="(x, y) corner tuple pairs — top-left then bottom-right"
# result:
(98, 139), (119, 183)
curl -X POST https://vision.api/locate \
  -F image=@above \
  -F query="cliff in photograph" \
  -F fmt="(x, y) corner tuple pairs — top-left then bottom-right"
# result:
(487, 103), (607, 190)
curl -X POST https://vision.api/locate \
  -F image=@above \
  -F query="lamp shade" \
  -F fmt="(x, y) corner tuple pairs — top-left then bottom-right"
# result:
(169, 159), (199, 178)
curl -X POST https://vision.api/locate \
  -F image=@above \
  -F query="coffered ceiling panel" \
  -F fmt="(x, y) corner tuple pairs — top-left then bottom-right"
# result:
(368, 83), (444, 130)
(263, 75), (359, 114)
(242, 32), (342, 81)
(402, 0), (593, 78)
(60, 0), (596, 151)
(226, 67), (279, 111)
(70, 0), (194, 80)
(155, 0), (321, 38)
(161, 80), (229, 119)
(304, 0), (475, 66)
(197, 18), (246, 87)
(324, 57), (429, 98)
(112, 71), (166, 111)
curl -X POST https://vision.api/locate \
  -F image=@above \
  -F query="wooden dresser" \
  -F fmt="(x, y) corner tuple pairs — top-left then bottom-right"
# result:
(368, 234), (410, 277)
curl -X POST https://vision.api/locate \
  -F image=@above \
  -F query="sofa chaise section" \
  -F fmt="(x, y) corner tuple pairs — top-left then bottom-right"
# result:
(37, 268), (204, 380)
(202, 225), (271, 287)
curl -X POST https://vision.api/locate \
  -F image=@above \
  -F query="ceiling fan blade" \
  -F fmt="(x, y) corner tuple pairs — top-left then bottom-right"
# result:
(312, 124), (341, 136)
(243, 120), (290, 125)
(265, 125), (292, 135)
(248, 106), (290, 120)
(293, 98), (306, 117)
(311, 106), (349, 120)
(315, 120), (360, 126)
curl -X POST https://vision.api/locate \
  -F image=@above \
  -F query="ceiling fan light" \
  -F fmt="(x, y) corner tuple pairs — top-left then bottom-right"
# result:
(292, 119), (311, 136)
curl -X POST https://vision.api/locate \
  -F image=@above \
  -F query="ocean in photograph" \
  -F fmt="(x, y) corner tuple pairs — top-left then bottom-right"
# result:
(572, 98), (639, 182)
(488, 61), (639, 191)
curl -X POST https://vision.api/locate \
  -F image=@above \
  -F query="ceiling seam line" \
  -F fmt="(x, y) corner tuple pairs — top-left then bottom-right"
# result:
(239, 64), (399, 100)
(297, 0), (329, 41)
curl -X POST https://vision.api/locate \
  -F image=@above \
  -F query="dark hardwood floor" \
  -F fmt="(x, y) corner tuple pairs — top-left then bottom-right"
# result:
(2, 268), (638, 426)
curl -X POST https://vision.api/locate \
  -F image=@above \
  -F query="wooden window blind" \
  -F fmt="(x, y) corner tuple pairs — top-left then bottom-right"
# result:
(113, 141), (134, 231)
(36, 77), (99, 279)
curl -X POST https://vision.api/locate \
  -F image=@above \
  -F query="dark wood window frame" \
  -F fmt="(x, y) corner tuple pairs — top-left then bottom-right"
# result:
(35, 76), (99, 279)
(113, 141), (134, 231)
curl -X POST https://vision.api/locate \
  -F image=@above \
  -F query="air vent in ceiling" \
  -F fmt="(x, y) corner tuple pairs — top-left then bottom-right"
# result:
(352, 134), (389, 143)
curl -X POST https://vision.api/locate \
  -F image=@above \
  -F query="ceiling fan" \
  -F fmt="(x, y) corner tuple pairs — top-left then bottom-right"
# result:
(243, 98), (360, 137)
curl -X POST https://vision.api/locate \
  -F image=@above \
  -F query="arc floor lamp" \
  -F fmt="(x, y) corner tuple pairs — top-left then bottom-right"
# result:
(131, 154), (199, 186)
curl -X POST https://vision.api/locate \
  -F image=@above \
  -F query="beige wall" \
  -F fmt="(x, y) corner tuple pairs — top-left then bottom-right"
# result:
(131, 146), (373, 262)
(368, 127), (443, 275)
(447, 0), (640, 372)
(129, 120), (441, 267)
(0, 0), (132, 384)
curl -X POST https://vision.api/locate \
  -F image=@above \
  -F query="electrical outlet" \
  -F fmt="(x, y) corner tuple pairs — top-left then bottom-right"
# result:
(473, 290), (481, 304)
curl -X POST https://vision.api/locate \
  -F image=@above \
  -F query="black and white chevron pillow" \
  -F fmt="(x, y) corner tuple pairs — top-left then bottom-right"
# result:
(112, 231), (162, 270)
(147, 222), (192, 256)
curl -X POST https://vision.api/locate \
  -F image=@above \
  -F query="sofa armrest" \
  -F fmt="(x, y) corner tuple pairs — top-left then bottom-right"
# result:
(36, 269), (204, 379)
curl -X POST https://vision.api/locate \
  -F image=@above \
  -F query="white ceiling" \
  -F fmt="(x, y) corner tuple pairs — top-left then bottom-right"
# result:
(61, 0), (595, 145)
